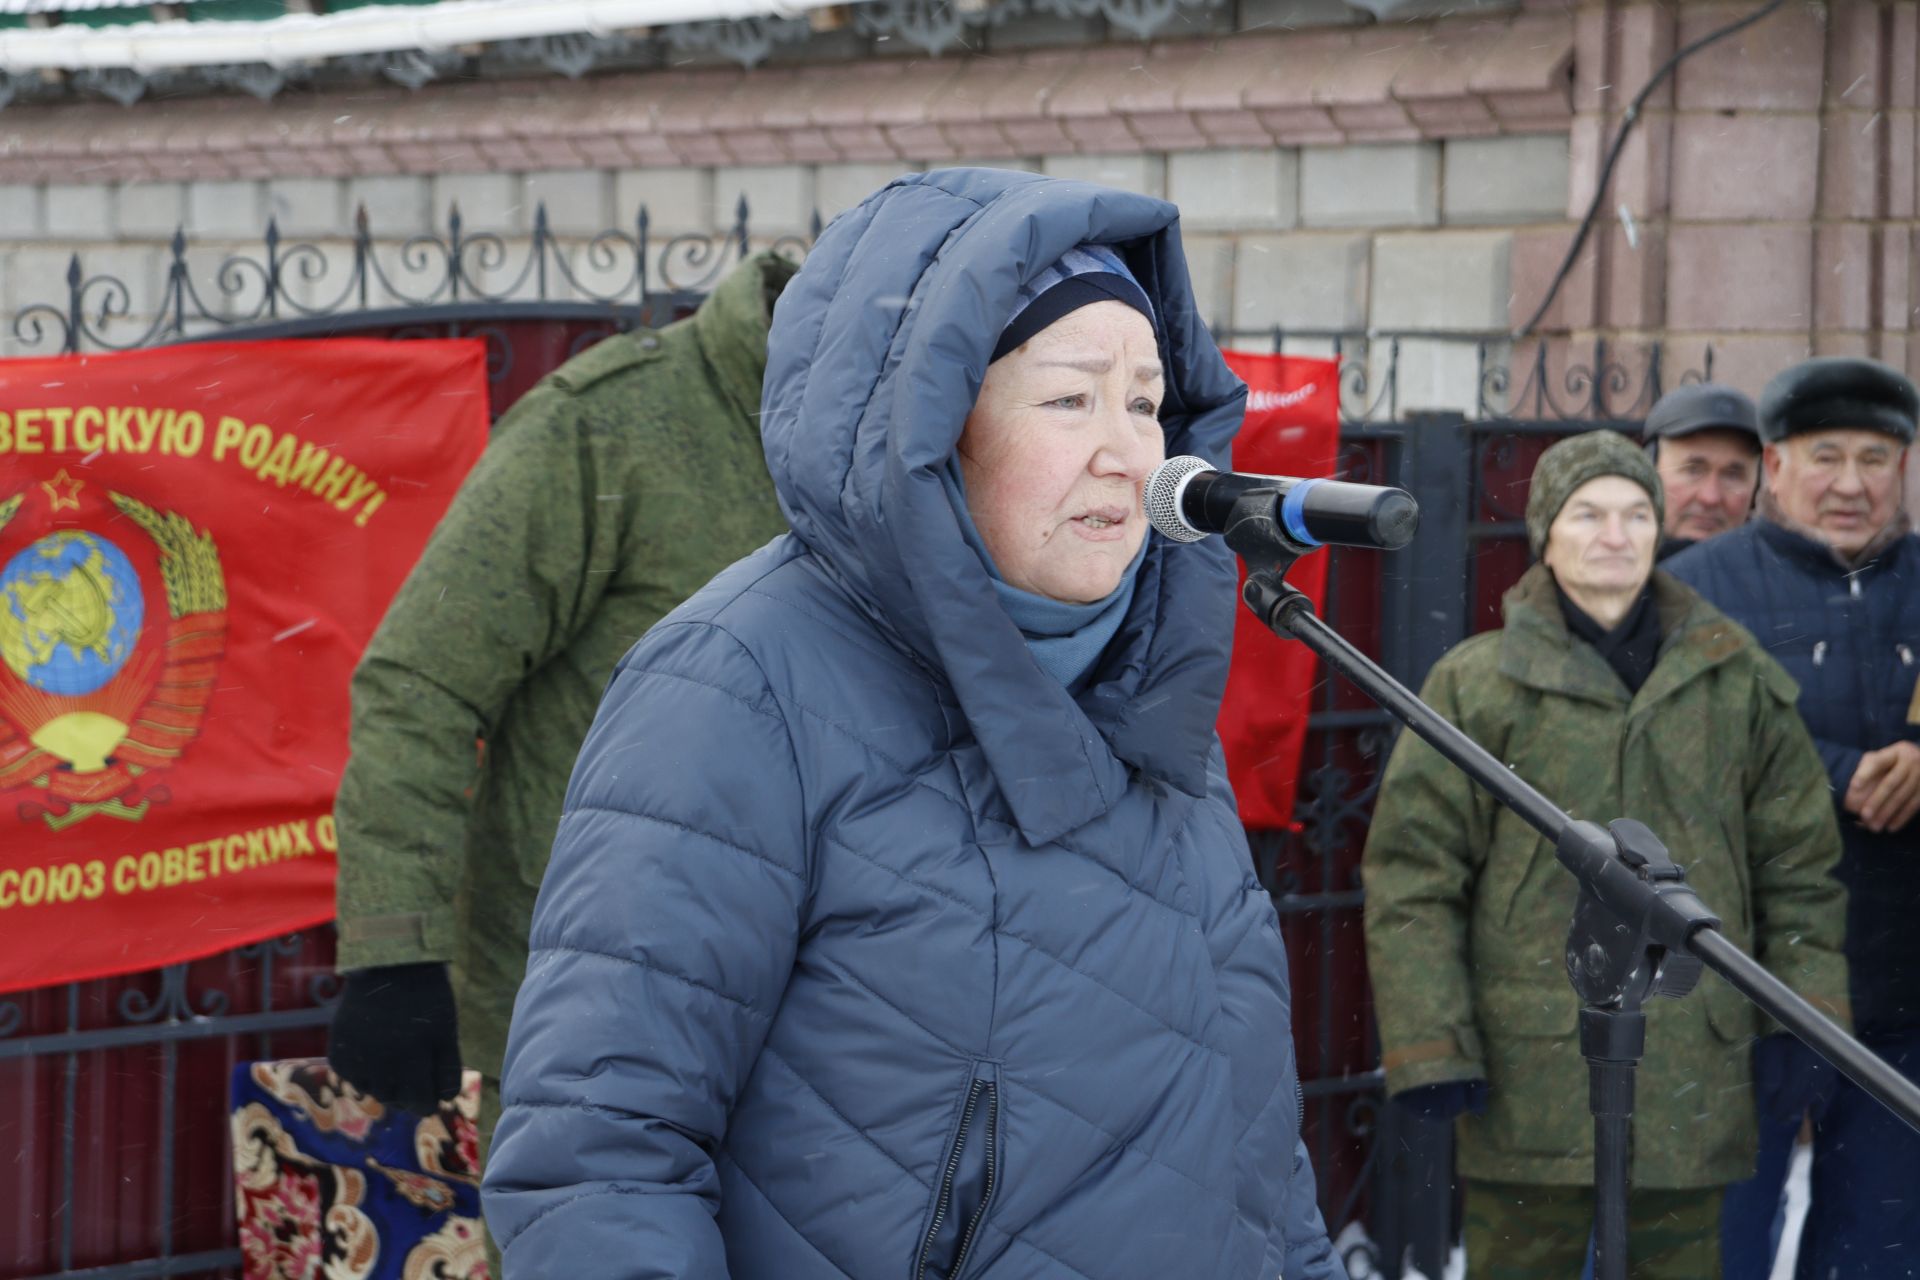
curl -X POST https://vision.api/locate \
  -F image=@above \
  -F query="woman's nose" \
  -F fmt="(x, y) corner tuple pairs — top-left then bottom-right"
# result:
(1091, 407), (1154, 478)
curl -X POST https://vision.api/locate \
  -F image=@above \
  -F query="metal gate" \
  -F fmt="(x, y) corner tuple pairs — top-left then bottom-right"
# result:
(0, 211), (1700, 1280)
(1215, 330), (1700, 1278)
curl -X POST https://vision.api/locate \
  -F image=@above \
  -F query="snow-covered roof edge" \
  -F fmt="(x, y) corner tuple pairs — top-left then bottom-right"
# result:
(0, 0), (837, 71)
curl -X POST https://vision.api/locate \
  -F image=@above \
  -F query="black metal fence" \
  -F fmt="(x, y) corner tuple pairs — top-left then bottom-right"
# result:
(0, 211), (1699, 1280)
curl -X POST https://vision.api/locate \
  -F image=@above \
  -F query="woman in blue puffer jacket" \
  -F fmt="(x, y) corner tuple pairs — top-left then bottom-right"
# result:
(481, 168), (1344, 1280)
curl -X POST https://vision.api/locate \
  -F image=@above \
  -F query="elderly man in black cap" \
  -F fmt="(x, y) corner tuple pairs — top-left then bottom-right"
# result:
(1642, 383), (1762, 560)
(1667, 356), (1920, 1280)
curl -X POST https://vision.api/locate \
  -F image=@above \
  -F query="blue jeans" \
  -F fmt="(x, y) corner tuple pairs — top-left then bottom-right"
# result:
(1720, 1027), (1920, 1280)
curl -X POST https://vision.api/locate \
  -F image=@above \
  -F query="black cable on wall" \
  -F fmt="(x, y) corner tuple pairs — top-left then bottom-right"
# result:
(1512, 0), (1792, 339)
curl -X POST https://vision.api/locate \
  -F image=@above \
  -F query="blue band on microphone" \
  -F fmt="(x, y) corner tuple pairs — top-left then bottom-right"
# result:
(1281, 478), (1324, 548)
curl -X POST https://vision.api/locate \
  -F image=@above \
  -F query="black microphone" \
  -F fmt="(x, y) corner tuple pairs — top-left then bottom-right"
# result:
(1143, 455), (1419, 551)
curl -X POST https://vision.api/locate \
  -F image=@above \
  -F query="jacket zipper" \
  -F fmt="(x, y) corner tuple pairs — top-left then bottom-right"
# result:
(949, 1085), (998, 1279)
(1812, 640), (1828, 668)
(915, 1069), (999, 1280)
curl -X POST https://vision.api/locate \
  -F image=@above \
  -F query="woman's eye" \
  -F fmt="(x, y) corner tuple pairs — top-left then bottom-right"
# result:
(1049, 394), (1088, 410)
(1132, 398), (1160, 416)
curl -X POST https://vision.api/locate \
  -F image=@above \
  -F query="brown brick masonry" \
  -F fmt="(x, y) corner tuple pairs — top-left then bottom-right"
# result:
(0, 12), (1569, 184)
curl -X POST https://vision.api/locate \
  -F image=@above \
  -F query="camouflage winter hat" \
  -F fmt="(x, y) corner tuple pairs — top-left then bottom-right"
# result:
(1524, 429), (1664, 557)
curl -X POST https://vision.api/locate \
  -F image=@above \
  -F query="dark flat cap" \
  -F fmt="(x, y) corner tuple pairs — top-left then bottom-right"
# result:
(1759, 357), (1917, 445)
(1643, 383), (1759, 445)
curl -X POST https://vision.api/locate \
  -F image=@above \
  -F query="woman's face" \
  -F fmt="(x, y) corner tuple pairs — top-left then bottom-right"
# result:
(957, 300), (1165, 604)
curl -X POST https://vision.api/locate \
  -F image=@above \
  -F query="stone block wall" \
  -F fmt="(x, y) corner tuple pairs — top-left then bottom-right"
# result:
(9, 0), (1920, 500)
(1554, 0), (1919, 389)
(0, 137), (1569, 425)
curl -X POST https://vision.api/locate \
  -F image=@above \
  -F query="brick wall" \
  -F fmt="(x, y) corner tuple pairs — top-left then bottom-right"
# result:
(0, 8), (1576, 402)
(0, 139), (1566, 412)
(1542, 0), (1920, 510)
(8, 0), (1920, 505)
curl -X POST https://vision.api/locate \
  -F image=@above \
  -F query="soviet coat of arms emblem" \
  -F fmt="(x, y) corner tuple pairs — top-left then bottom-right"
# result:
(0, 471), (228, 830)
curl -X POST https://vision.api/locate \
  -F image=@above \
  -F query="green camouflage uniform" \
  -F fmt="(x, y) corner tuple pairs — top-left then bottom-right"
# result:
(333, 250), (796, 1088)
(1462, 1181), (1722, 1279)
(1362, 564), (1848, 1194)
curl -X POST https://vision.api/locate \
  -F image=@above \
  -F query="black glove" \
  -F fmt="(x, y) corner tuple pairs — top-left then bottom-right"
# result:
(1753, 1033), (1838, 1126)
(327, 962), (462, 1116)
(1394, 1079), (1488, 1122)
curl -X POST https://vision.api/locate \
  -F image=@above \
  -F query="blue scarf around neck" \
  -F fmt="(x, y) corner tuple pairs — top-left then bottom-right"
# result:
(941, 463), (1144, 692)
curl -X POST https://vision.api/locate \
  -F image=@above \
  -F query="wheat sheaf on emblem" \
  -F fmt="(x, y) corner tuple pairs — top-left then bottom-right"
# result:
(109, 492), (230, 618)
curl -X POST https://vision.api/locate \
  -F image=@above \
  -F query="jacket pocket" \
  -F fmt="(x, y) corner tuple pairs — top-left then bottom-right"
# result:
(1472, 983), (1586, 1158)
(914, 1060), (1000, 1280)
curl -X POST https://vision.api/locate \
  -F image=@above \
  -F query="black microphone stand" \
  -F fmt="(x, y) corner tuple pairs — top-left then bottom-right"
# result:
(1213, 492), (1920, 1280)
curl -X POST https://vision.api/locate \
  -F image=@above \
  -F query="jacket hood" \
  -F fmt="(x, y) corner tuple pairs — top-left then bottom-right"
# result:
(760, 168), (1247, 843)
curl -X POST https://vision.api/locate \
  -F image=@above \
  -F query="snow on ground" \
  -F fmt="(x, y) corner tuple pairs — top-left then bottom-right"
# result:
(1769, 1139), (1814, 1280)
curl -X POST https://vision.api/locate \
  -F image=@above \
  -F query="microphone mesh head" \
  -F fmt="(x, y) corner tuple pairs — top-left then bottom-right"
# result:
(1143, 455), (1213, 543)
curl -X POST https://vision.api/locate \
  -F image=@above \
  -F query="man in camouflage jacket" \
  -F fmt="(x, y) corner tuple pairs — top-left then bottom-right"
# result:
(1362, 431), (1848, 1278)
(325, 251), (796, 1182)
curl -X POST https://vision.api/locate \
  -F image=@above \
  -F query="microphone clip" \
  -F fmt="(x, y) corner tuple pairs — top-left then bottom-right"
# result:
(1220, 487), (1318, 568)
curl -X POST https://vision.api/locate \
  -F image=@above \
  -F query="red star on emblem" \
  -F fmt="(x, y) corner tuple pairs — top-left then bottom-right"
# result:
(41, 468), (83, 512)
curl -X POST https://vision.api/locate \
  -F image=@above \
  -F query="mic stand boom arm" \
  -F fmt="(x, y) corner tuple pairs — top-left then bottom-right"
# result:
(1217, 498), (1920, 1280)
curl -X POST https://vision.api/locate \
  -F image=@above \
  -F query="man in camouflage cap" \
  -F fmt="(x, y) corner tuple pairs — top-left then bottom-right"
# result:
(1364, 429), (1848, 1278)
(325, 250), (798, 1265)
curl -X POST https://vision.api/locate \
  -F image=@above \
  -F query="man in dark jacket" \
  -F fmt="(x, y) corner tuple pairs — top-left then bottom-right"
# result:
(1666, 356), (1920, 1280)
(1642, 382), (1761, 561)
(325, 251), (797, 1262)
(1365, 431), (1847, 1279)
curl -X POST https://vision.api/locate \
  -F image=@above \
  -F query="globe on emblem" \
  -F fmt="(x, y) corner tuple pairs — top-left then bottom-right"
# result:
(0, 530), (146, 697)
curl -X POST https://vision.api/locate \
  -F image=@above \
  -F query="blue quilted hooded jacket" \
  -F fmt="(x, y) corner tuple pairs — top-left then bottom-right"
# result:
(482, 169), (1343, 1280)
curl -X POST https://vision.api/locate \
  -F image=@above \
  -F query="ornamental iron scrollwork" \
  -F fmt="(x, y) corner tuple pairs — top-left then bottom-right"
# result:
(1477, 336), (1699, 424)
(198, 60), (307, 101)
(663, 15), (815, 67)
(71, 65), (162, 108)
(494, 31), (633, 79)
(1215, 328), (1711, 428)
(852, 0), (968, 56)
(0, 0), (1257, 109)
(338, 47), (468, 91)
(11, 197), (815, 356)
(852, 0), (1228, 51)
(117, 962), (231, 1024)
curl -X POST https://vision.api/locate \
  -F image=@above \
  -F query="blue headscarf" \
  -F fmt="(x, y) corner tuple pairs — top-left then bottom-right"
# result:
(992, 244), (1156, 363)
(948, 242), (1157, 691)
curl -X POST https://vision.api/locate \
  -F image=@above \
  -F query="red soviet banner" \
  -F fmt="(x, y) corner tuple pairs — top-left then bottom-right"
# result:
(0, 339), (488, 992)
(1216, 351), (1341, 829)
